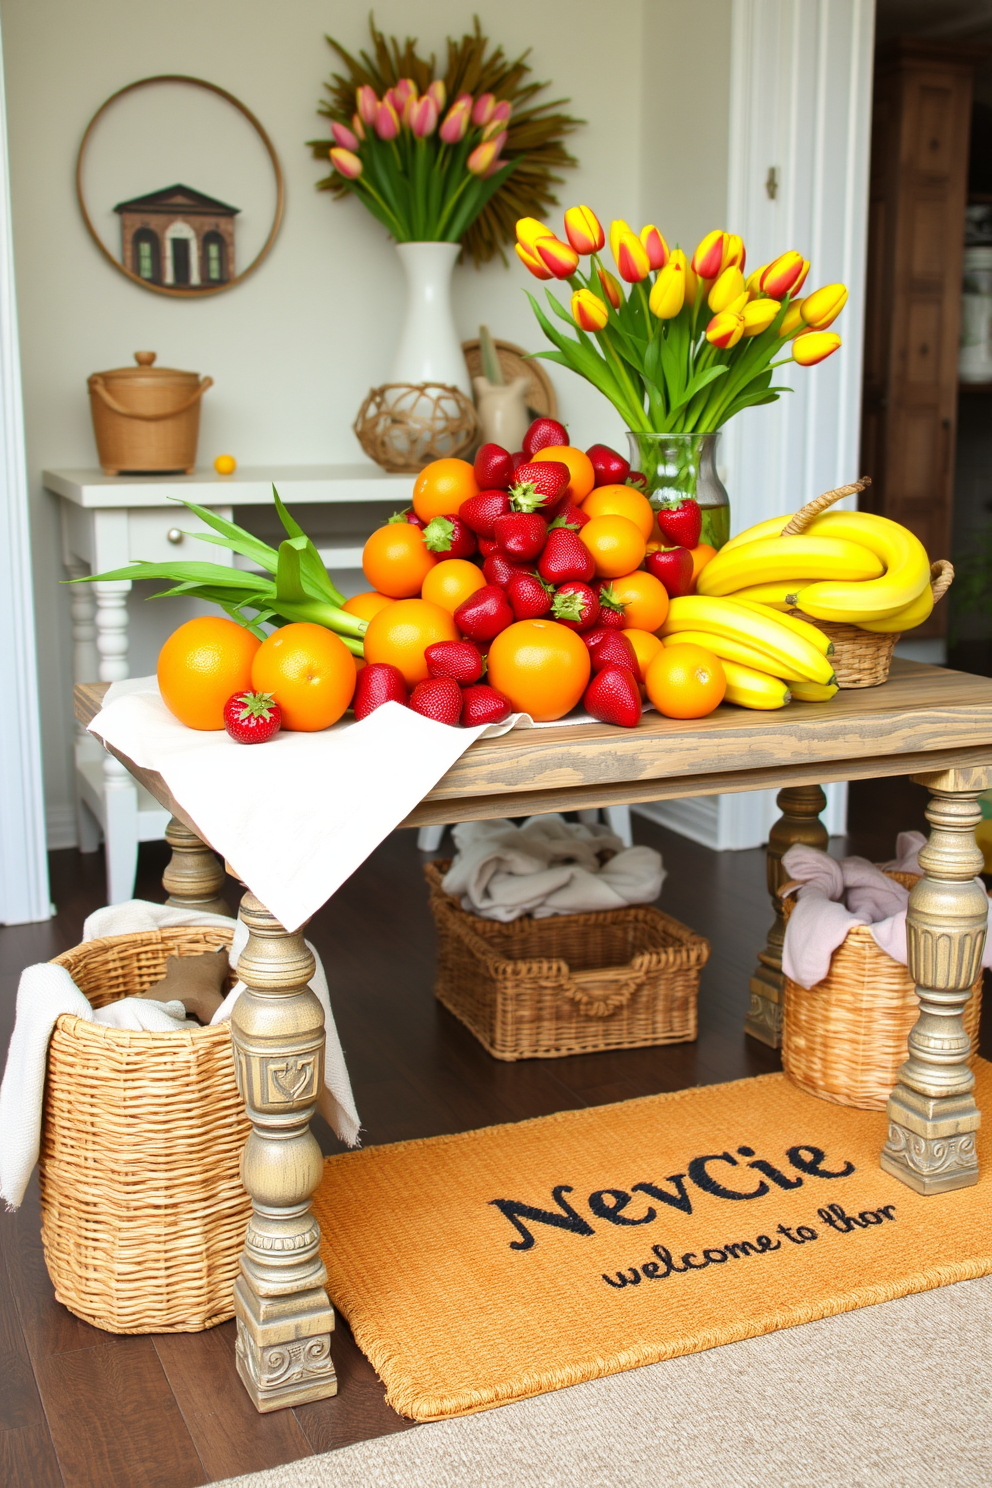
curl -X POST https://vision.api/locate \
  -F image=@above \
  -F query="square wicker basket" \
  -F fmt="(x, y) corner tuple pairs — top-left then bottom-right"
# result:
(424, 860), (709, 1061)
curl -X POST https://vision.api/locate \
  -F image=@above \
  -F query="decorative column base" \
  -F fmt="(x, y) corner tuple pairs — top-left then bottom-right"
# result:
(881, 1086), (980, 1195)
(745, 969), (784, 1047)
(234, 1272), (336, 1412)
(163, 817), (231, 916)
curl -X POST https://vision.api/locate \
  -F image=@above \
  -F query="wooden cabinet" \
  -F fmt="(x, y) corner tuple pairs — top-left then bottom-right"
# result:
(861, 40), (980, 636)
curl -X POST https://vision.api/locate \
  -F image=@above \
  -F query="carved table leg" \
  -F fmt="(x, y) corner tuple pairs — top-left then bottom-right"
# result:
(230, 890), (337, 1411)
(162, 817), (231, 916)
(745, 784), (828, 1047)
(881, 766), (992, 1194)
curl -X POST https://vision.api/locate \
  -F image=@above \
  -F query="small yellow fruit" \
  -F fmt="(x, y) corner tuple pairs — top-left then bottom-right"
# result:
(214, 454), (237, 475)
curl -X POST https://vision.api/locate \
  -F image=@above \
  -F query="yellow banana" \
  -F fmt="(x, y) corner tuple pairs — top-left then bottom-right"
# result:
(724, 580), (811, 610)
(721, 659), (792, 710)
(662, 629), (797, 680)
(788, 511), (930, 622)
(787, 678), (839, 702)
(856, 578), (933, 632)
(731, 599), (833, 656)
(658, 596), (836, 685)
(696, 535), (883, 597)
(722, 516), (792, 553)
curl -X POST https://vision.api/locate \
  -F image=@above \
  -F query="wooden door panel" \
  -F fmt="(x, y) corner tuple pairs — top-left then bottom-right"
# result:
(904, 298), (943, 386)
(908, 194), (951, 279)
(911, 82), (956, 175)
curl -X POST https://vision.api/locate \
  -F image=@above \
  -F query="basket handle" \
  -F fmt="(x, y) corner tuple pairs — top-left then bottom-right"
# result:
(929, 558), (954, 603)
(88, 375), (213, 421)
(779, 477), (871, 535)
(552, 955), (654, 1017)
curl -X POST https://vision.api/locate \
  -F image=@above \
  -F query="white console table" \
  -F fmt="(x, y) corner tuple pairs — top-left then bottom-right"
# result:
(47, 465), (409, 901)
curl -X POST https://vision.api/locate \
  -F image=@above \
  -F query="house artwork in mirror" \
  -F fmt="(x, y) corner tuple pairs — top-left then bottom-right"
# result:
(116, 185), (239, 288)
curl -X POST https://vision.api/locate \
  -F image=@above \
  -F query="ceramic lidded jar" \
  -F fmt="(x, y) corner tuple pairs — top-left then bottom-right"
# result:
(87, 351), (213, 475)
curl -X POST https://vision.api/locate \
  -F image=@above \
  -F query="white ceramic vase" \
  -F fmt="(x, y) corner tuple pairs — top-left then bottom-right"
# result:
(388, 242), (472, 398)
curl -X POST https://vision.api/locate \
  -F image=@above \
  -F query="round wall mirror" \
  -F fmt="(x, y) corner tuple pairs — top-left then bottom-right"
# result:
(76, 75), (284, 298)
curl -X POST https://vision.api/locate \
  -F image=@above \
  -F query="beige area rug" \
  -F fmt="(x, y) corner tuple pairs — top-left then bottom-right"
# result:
(220, 1274), (992, 1488)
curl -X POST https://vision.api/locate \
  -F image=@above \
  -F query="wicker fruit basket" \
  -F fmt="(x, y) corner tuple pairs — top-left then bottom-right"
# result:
(781, 871), (983, 1110)
(424, 860), (709, 1061)
(39, 926), (250, 1334)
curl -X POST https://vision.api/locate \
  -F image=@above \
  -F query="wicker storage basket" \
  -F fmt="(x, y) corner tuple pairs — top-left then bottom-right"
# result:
(88, 351), (212, 475)
(39, 926), (250, 1334)
(425, 860), (709, 1061)
(782, 871), (983, 1110)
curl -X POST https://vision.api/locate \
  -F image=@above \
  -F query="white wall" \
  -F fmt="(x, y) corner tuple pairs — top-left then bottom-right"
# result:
(0, 0), (732, 846)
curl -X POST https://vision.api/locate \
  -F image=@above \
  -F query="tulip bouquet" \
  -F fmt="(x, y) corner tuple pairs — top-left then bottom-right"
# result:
(310, 18), (581, 264)
(515, 208), (847, 436)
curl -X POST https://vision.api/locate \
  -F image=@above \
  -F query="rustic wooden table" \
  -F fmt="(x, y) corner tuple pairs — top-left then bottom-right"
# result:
(75, 660), (992, 1413)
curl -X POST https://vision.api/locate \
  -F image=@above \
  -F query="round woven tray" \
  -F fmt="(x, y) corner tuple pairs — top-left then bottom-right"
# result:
(461, 338), (558, 419)
(39, 926), (249, 1334)
(781, 871), (983, 1110)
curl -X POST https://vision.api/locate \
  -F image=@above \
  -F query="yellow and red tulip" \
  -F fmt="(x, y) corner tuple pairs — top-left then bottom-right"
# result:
(356, 86), (379, 125)
(615, 229), (651, 283)
(351, 112), (366, 141)
(515, 243), (554, 280)
(640, 224), (669, 270)
(535, 234), (581, 279)
(649, 258), (685, 318)
(571, 288), (610, 332)
(708, 265), (746, 313)
(793, 331), (841, 366)
(760, 251), (805, 298)
(722, 233), (746, 272)
(564, 205), (605, 255)
(516, 217), (555, 254)
(467, 135), (505, 176)
(374, 99), (400, 141)
(329, 146), (363, 180)
(428, 80), (447, 111)
(777, 300), (806, 337)
(331, 120), (359, 151)
(745, 264), (769, 296)
(800, 283), (848, 330)
(741, 298), (780, 336)
(472, 93), (496, 126)
(706, 310), (745, 349)
(692, 230), (727, 280)
(609, 218), (634, 263)
(597, 266), (623, 310)
(793, 258), (811, 295)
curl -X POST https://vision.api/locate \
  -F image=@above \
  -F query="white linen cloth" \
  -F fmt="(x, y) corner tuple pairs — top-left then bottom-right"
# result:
(442, 815), (665, 921)
(780, 838), (992, 990)
(0, 899), (360, 1211)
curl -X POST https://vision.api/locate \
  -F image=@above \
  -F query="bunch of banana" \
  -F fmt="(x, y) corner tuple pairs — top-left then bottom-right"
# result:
(698, 510), (931, 629)
(658, 595), (838, 710)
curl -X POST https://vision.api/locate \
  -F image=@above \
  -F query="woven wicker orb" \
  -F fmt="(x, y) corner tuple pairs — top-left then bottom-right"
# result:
(354, 382), (479, 474)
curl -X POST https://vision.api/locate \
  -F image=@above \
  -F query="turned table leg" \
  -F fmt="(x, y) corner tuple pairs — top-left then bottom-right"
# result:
(230, 890), (337, 1411)
(745, 784), (828, 1047)
(162, 817), (231, 916)
(881, 766), (992, 1194)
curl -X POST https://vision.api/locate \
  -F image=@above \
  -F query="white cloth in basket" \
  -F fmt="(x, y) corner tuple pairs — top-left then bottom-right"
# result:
(0, 900), (360, 1212)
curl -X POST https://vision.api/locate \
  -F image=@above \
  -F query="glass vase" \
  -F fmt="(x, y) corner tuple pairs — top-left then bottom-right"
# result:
(626, 432), (731, 550)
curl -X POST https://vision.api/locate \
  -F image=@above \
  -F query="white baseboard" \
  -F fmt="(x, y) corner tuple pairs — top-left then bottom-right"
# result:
(46, 802), (78, 850)
(634, 783), (848, 852)
(633, 796), (719, 848)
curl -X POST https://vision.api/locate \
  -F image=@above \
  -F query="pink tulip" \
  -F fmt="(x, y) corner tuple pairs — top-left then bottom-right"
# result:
(374, 99), (400, 141)
(356, 86), (378, 125)
(331, 120), (359, 152)
(439, 98), (471, 144)
(351, 112), (366, 141)
(473, 93), (496, 126)
(393, 78), (418, 111)
(411, 95), (439, 138)
(491, 100), (512, 126)
(467, 137), (503, 176)
(329, 147), (363, 180)
(428, 80), (447, 111)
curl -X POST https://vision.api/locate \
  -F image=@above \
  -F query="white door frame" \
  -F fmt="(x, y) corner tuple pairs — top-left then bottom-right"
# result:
(0, 15), (50, 923)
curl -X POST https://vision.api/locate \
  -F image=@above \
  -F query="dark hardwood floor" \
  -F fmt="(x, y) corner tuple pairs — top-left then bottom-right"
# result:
(2, 775), (979, 1488)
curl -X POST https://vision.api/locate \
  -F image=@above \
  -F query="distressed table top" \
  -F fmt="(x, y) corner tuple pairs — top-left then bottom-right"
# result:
(75, 660), (992, 834)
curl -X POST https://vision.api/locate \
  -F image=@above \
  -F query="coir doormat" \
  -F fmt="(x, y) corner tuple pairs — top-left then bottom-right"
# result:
(313, 1061), (992, 1420)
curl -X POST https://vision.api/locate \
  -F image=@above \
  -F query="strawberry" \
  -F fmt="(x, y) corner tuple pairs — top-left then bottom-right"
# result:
(353, 663), (408, 720)
(522, 416), (569, 457)
(585, 628), (641, 680)
(409, 677), (463, 726)
(510, 450), (528, 473)
(508, 460), (570, 513)
(627, 471), (648, 492)
(655, 498), (702, 550)
(422, 515), (478, 559)
(493, 511), (547, 561)
(583, 665), (642, 728)
(478, 536), (500, 556)
(459, 489), (512, 537)
(551, 581), (600, 633)
(586, 443), (630, 487)
(474, 442), (515, 491)
(506, 571), (553, 620)
(388, 507), (425, 529)
(538, 521), (595, 584)
(454, 583), (514, 642)
(646, 545), (694, 597)
(425, 639), (484, 684)
(595, 583), (628, 628)
(483, 550), (535, 588)
(461, 684), (513, 727)
(224, 691), (281, 744)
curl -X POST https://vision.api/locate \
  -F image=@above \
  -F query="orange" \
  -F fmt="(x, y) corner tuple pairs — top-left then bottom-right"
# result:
(157, 616), (260, 730)
(581, 484), (654, 540)
(609, 570), (670, 631)
(624, 627), (664, 686)
(645, 643), (726, 719)
(343, 590), (394, 622)
(412, 458), (479, 522)
(363, 597), (459, 687)
(421, 558), (487, 614)
(251, 623), (356, 731)
(690, 543), (718, 583)
(486, 619), (591, 722)
(362, 522), (436, 598)
(532, 445), (596, 503)
(580, 515), (646, 579)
